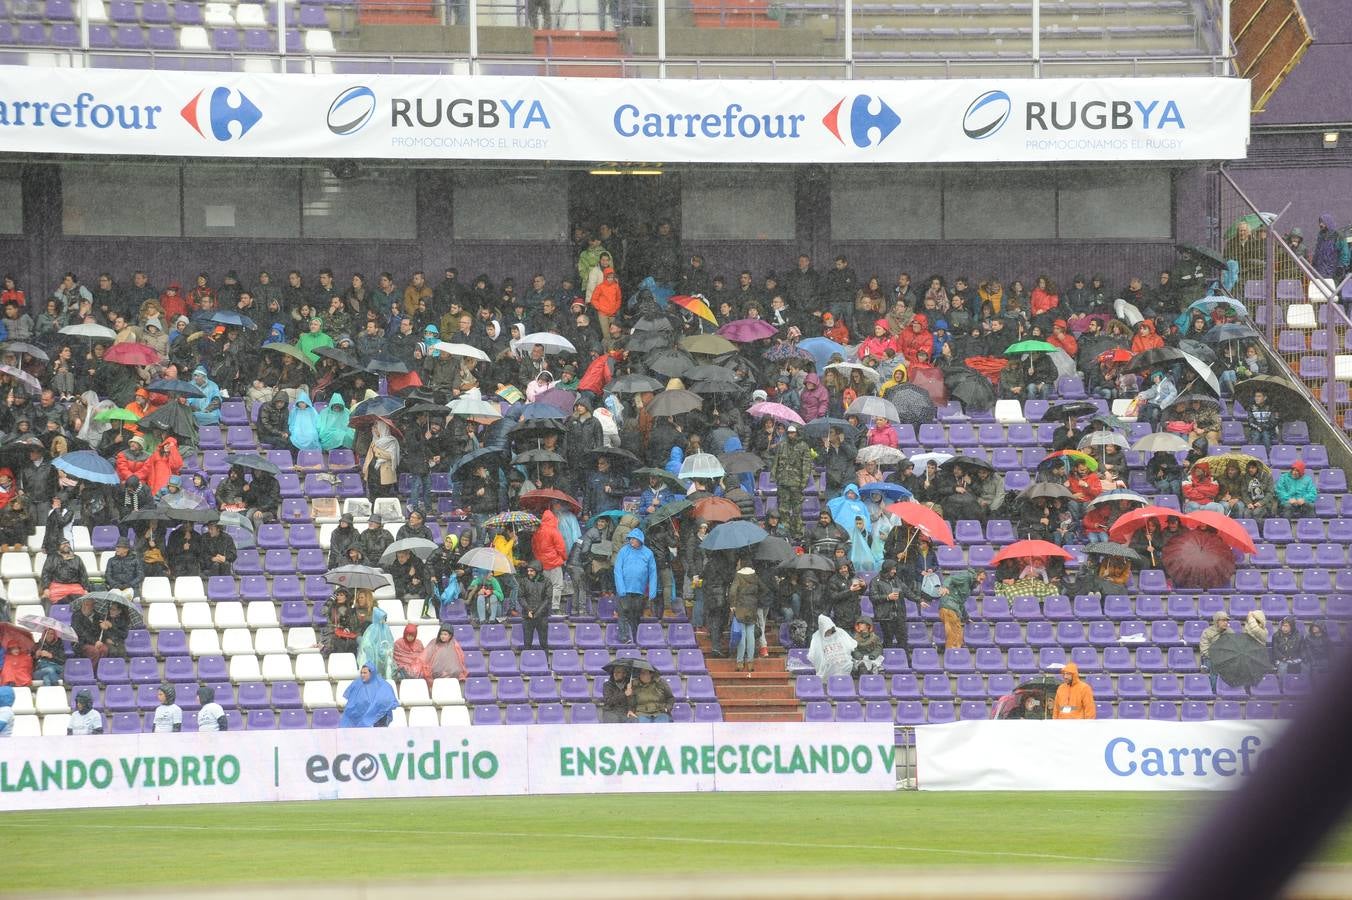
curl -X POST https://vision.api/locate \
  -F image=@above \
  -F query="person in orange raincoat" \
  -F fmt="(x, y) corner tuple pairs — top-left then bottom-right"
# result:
(1052, 661), (1096, 719)
(589, 268), (623, 336)
(1130, 320), (1164, 354)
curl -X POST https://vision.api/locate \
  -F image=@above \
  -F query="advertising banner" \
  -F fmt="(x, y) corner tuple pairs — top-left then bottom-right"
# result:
(915, 720), (1288, 791)
(0, 722), (895, 811)
(0, 69), (1249, 163)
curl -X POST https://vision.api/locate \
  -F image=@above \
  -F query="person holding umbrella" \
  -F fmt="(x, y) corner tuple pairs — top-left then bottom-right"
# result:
(600, 659), (633, 724)
(1244, 390), (1281, 450)
(30, 627), (65, 686)
(1199, 611), (1230, 691)
(630, 659), (675, 723)
(198, 519), (237, 577)
(613, 528), (657, 645)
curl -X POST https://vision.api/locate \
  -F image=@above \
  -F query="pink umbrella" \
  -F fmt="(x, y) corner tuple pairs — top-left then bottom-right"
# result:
(718, 319), (779, 343)
(747, 401), (805, 425)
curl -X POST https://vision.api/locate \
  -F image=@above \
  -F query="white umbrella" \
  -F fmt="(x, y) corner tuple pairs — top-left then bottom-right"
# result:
(60, 323), (117, 341)
(1087, 491), (1148, 509)
(845, 395), (899, 423)
(431, 342), (490, 362)
(910, 452), (953, 468)
(1131, 432), (1190, 454)
(679, 452), (726, 481)
(447, 396), (503, 419)
(513, 333), (576, 355)
(1114, 298), (1144, 327)
(856, 445), (906, 465)
(826, 361), (882, 384)
(379, 537), (438, 566)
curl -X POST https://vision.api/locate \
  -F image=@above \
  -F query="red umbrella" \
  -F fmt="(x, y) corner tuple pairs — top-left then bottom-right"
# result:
(670, 295), (718, 326)
(884, 501), (955, 547)
(717, 318), (778, 343)
(1181, 509), (1257, 555)
(103, 342), (162, 366)
(1106, 505), (1190, 543)
(692, 496), (742, 523)
(1097, 348), (1134, 365)
(1163, 529), (1236, 589)
(519, 488), (582, 514)
(989, 540), (1073, 565)
(0, 622), (36, 654)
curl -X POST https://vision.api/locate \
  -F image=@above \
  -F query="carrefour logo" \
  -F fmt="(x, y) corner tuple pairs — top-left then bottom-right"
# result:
(180, 87), (261, 141)
(963, 90), (1011, 139)
(328, 86), (377, 136)
(822, 95), (899, 149)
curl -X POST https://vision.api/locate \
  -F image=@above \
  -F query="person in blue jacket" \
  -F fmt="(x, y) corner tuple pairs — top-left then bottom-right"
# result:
(1275, 460), (1318, 519)
(613, 527), (657, 644)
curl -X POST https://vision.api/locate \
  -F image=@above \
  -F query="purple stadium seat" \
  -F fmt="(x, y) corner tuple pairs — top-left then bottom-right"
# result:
(826, 674), (856, 699)
(1148, 701), (1179, 721)
(1006, 646), (1036, 674)
(677, 649), (706, 674)
(237, 682), (268, 709)
(804, 701), (833, 722)
(927, 701), (956, 724)
(157, 629), (189, 657)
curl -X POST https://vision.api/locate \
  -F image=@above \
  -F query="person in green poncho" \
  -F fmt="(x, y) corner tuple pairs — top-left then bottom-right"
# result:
(316, 392), (354, 450)
(297, 316), (334, 364)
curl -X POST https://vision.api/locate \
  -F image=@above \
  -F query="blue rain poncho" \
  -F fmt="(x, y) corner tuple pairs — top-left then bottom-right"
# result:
(288, 389), (322, 451)
(339, 664), (398, 727)
(316, 392), (354, 451)
(828, 483), (870, 533)
(356, 606), (394, 679)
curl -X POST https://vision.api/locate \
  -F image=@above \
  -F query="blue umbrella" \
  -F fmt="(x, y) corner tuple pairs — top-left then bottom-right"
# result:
(518, 402), (566, 422)
(798, 337), (847, 373)
(210, 310), (258, 331)
(631, 276), (675, 310)
(700, 520), (769, 551)
(148, 378), (205, 398)
(53, 450), (118, 485)
(586, 509), (627, 528)
(1185, 295), (1246, 316)
(856, 482), (913, 502)
(351, 395), (404, 419)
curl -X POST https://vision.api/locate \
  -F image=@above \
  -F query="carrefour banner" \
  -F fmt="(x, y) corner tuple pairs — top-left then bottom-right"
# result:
(0, 69), (1248, 162)
(915, 720), (1288, 791)
(0, 722), (895, 811)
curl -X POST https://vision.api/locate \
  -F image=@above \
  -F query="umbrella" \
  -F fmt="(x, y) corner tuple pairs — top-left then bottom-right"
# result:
(939, 454), (994, 474)
(845, 395), (898, 423)
(779, 553), (836, 573)
(139, 402), (197, 440)
(633, 467), (685, 492)
(536, 388), (577, 412)
(1167, 392), (1220, 411)
(1096, 348), (1135, 366)
(647, 389), (703, 418)
(827, 362), (883, 385)
(747, 402), (804, 425)
(226, 453), (281, 475)
(124, 506), (219, 524)
(1177, 340), (1217, 366)
(1078, 431), (1129, 451)
(1040, 449), (1099, 472)
(601, 658), (637, 674)
(209, 310), (258, 331)
(519, 401), (567, 422)
(627, 657), (657, 673)
(586, 447), (640, 465)
(352, 396), (405, 419)
(86, 592), (145, 628)
(856, 482), (912, 502)
(692, 497), (743, 523)
(103, 342), (161, 366)
(324, 565), (392, 590)
(312, 346), (363, 369)
(679, 452), (726, 481)
(1232, 376), (1304, 412)
(1087, 490), (1148, 510)
(718, 319), (778, 343)
(0, 365), (40, 394)
(262, 342), (317, 368)
(946, 369), (996, 412)
(701, 520), (768, 550)
(146, 378), (205, 399)
(459, 546), (515, 575)
(447, 397), (503, 420)
(1128, 347), (1187, 372)
(398, 402), (453, 417)
(990, 540), (1073, 565)
(646, 349), (695, 378)
(1042, 401), (1099, 422)
(1177, 352), (1221, 396)
(1186, 295), (1248, 316)
(647, 499), (694, 527)
(855, 445), (906, 466)
(449, 447), (508, 479)
(1021, 482), (1072, 501)
(513, 333), (576, 355)
(680, 334), (738, 356)
(53, 450), (118, 485)
(1203, 323), (1258, 344)
(379, 537), (438, 566)
(1107, 505), (1188, 542)
(755, 536), (795, 564)
(95, 408), (141, 424)
(798, 337), (847, 373)
(1182, 509), (1258, 555)
(519, 488), (581, 514)
(718, 451), (764, 476)
(0, 622), (36, 654)
(363, 357), (410, 375)
(886, 384), (938, 426)
(1196, 452), (1267, 478)
(632, 316), (674, 334)
(17, 613), (76, 641)
(1176, 244), (1229, 270)
(512, 450), (565, 466)
(627, 330), (672, 354)
(431, 342), (490, 362)
(692, 380), (743, 397)
(1083, 543), (1143, 564)
(508, 421), (566, 444)
(609, 373), (665, 394)
(1162, 528), (1236, 589)
(59, 323), (117, 341)
(883, 501), (955, 547)
(803, 417), (854, 440)
(1004, 340), (1058, 355)
(1208, 631), (1274, 688)
(585, 510), (627, 528)
(1131, 433), (1190, 453)
(905, 453), (950, 470)
(685, 364), (737, 382)
(1113, 299), (1145, 327)
(669, 295), (718, 326)
(1, 341), (48, 361)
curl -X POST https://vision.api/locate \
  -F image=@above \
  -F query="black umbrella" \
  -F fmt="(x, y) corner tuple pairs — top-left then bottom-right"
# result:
(633, 467), (685, 491)
(0, 435), (45, 467)
(351, 396), (404, 419)
(508, 421), (567, 444)
(1178, 339), (1217, 366)
(1208, 631), (1274, 688)
(609, 373), (665, 394)
(1203, 324), (1259, 344)
(647, 390), (703, 417)
(312, 346), (362, 369)
(1176, 243), (1228, 270)
(632, 315), (674, 333)
(1128, 347), (1187, 372)
(450, 447), (508, 478)
(478, 418), (517, 450)
(226, 453), (281, 475)
(398, 402), (452, 417)
(691, 380), (743, 396)
(940, 455), (994, 473)
(1041, 401), (1098, 422)
(779, 553), (835, 573)
(1020, 482), (1072, 501)
(585, 447), (640, 465)
(1233, 376), (1304, 413)
(946, 369), (997, 413)
(685, 364), (737, 382)
(139, 402), (197, 442)
(601, 658), (636, 674)
(754, 536), (795, 564)
(147, 378), (205, 398)
(512, 449), (566, 465)
(645, 349), (695, 378)
(627, 330), (673, 353)
(802, 417), (854, 439)
(719, 451), (764, 476)
(1084, 542), (1142, 563)
(363, 356), (410, 375)
(885, 384), (937, 426)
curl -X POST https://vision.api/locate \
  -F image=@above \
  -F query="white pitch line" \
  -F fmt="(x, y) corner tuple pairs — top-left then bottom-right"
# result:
(3, 820), (1145, 866)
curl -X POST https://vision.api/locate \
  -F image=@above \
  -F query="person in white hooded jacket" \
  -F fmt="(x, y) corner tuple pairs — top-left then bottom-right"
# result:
(808, 614), (857, 679)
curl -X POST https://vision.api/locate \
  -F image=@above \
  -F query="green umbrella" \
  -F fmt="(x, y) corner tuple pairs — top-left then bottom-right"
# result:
(1208, 631), (1274, 688)
(633, 467), (685, 492)
(95, 408), (141, 423)
(647, 499), (693, 527)
(262, 342), (317, 369)
(1004, 340), (1058, 355)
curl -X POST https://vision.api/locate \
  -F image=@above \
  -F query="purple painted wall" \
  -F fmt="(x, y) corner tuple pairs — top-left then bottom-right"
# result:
(1227, 163), (1352, 238)
(1252, 0), (1351, 126)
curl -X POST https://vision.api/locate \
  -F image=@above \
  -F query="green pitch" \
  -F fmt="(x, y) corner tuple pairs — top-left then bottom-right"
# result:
(6, 792), (1352, 893)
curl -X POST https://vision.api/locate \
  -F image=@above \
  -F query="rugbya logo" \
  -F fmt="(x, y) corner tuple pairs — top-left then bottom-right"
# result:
(180, 87), (262, 141)
(821, 95), (900, 149)
(328, 86), (377, 136)
(963, 90), (1011, 139)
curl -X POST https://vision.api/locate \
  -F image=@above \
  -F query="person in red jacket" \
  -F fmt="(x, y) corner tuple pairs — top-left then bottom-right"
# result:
(1131, 319), (1164, 354)
(1048, 319), (1078, 357)
(140, 435), (184, 495)
(589, 268), (623, 336)
(1182, 461), (1226, 514)
(158, 282), (188, 321)
(531, 505), (569, 614)
(578, 350), (622, 396)
(115, 434), (152, 483)
(895, 313), (932, 365)
(858, 319), (898, 361)
(1066, 461), (1101, 514)
(1030, 276), (1060, 318)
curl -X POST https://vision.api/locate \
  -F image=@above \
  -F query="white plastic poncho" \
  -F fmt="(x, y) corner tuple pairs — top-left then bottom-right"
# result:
(807, 614), (857, 678)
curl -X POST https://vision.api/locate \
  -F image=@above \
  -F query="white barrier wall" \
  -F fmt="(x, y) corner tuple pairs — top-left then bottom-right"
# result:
(0, 723), (897, 810)
(915, 720), (1289, 791)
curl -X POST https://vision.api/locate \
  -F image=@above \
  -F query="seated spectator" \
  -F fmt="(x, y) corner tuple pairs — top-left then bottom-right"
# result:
(357, 607), (395, 679)
(197, 685), (227, 732)
(1133, 371), (1176, 430)
(1182, 462), (1227, 515)
(1275, 460), (1317, 519)
(340, 663), (398, 728)
(808, 614), (857, 678)
(851, 619), (884, 675)
(31, 628), (65, 687)
(1052, 662), (1096, 719)
(386, 548), (431, 600)
(1199, 611), (1229, 690)
(629, 661), (675, 723)
(322, 588), (359, 657)
(198, 520), (237, 576)
(1271, 616), (1305, 679)
(423, 626), (468, 684)
(152, 684), (182, 733)
(1244, 609), (1269, 645)
(103, 537), (144, 597)
(41, 539), (89, 606)
(1244, 389), (1281, 450)
(1, 634), (31, 686)
(1305, 622), (1332, 685)
(67, 689), (103, 735)
(601, 660), (633, 723)
(392, 624), (427, 681)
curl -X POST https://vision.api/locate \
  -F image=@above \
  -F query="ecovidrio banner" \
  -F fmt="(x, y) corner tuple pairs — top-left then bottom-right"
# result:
(914, 720), (1288, 791)
(0, 69), (1249, 163)
(0, 723), (896, 810)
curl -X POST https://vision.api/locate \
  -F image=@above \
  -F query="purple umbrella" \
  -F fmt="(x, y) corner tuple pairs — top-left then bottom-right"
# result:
(536, 387), (577, 412)
(717, 319), (779, 343)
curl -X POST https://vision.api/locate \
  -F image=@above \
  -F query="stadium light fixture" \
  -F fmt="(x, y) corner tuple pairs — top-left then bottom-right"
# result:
(1323, 131), (1339, 149)
(589, 168), (624, 175)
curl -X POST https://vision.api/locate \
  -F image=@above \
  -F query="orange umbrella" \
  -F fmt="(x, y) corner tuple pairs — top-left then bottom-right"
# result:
(989, 540), (1073, 565)
(883, 501), (955, 547)
(1181, 509), (1257, 555)
(670, 295), (718, 326)
(692, 496), (742, 523)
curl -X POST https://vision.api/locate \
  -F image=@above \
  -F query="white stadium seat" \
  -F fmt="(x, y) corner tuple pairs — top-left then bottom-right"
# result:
(260, 653), (294, 682)
(228, 654), (262, 683)
(302, 679), (335, 709)
(214, 602), (247, 629)
(10, 687), (33, 714)
(12, 715), (41, 736)
(398, 679), (432, 706)
(440, 706), (471, 727)
(287, 626), (320, 655)
(304, 29), (334, 52)
(253, 627), (287, 656)
(406, 706), (438, 728)
(246, 601), (279, 629)
(431, 678), (464, 705)
(221, 628), (255, 657)
(174, 577), (207, 603)
(42, 713), (70, 736)
(994, 399), (1025, 424)
(35, 685), (68, 715)
(142, 577), (173, 603)
(179, 602), (213, 630)
(294, 653), (327, 682)
(188, 628), (222, 657)
(146, 603), (181, 631)
(327, 652), (358, 681)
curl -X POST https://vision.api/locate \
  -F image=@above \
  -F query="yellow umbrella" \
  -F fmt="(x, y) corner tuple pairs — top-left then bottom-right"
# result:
(671, 294), (718, 326)
(680, 334), (737, 356)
